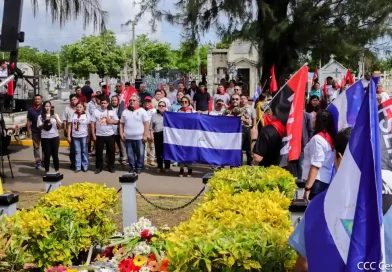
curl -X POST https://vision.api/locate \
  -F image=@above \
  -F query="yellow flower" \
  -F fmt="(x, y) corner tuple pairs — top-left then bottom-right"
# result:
(133, 255), (147, 267)
(66, 269), (78, 272)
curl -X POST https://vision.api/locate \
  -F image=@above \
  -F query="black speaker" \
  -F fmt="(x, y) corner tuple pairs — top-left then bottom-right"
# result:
(0, 0), (24, 52)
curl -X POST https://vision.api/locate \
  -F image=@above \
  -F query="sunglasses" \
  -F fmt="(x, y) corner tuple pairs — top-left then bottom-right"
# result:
(232, 98), (239, 101)
(181, 101), (188, 103)
(116, 85), (121, 88)
(158, 105), (166, 108)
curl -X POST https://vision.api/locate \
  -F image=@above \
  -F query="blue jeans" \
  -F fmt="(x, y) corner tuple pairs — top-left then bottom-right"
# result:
(309, 179), (329, 200)
(125, 139), (145, 170)
(73, 137), (89, 171)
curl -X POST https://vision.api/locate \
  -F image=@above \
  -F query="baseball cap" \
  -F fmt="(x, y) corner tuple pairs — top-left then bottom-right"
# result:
(144, 96), (152, 101)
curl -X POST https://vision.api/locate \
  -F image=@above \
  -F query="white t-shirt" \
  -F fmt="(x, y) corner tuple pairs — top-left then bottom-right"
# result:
(213, 93), (231, 109)
(327, 88), (339, 102)
(209, 109), (225, 116)
(91, 108), (118, 136)
(120, 108), (148, 140)
(68, 112), (90, 138)
(111, 106), (120, 135)
(145, 108), (157, 122)
(38, 114), (60, 139)
(167, 90), (178, 105)
(302, 134), (334, 184)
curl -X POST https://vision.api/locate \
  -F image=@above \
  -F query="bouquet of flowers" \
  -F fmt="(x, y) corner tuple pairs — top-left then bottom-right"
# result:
(96, 218), (169, 272)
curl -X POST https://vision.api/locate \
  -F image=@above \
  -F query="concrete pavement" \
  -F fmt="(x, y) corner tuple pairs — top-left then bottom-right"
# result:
(1, 145), (209, 196)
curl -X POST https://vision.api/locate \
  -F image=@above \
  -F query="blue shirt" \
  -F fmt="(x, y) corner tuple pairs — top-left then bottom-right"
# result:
(288, 206), (392, 263)
(27, 105), (42, 133)
(171, 103), (193, 112)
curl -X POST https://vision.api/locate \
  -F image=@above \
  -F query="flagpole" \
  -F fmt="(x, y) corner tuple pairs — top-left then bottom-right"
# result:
(255, 63), (308, 127)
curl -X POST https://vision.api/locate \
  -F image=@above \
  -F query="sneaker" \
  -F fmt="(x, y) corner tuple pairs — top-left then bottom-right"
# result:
(82, 169), (88, 173)
(187, 169), (193, 177)
(35, 163), (41, 169)
(179, 168), (184, 177)
(108, 168), (116, 173)
(75, 169), (81, 173)
(136, 169), (142, 174)
(157, 168), (162, 173)
(172, 162), (178, 167)
(94, 169), (102, 174)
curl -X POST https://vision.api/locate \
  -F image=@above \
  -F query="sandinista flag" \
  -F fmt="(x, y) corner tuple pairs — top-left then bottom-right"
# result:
(123, 85), (138, 108)
(346, 69), (355, 85)
(269, 64), (308, 165)
(312, 68), (318, 86)
(270, 65), (278, 93)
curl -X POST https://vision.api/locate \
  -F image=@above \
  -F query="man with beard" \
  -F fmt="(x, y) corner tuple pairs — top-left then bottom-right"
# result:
(120, 94), (150, 174)
(62, 94), (79, 169)
(27, 94), (44, 169)
(91, 96), (119, 174)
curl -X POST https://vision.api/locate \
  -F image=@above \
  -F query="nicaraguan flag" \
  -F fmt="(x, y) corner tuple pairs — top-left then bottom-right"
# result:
(163, 111), (242, 166)
(327, 79), (365, 132)
(304, 77), (384, 271)
(252, 85), (261, 106)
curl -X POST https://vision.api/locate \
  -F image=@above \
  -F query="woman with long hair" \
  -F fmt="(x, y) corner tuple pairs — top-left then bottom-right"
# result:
(302, 110), (336, 201)
(151, 101), (171, 172)
(37, 101), (62, 174)
(305, 95), (320, 116)
(67, 102), (90, 173)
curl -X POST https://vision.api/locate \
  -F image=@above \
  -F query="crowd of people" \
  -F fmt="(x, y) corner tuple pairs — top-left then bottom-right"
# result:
(25, 79), (262, 177)
(25, 74), (390, 183)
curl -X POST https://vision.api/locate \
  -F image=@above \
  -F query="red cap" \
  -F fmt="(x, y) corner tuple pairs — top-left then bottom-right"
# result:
(144, 96), (152, 101)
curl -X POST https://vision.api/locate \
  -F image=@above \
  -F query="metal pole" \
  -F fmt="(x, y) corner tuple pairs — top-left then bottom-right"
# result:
(132, 23), (137, 83)
(0, 75), (15, 88)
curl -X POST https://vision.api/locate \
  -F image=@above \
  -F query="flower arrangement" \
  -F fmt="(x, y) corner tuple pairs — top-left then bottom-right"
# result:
(95, 218), (169, 272)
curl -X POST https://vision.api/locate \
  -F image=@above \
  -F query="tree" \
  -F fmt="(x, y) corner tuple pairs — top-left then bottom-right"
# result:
(30, 0), (106, 30)
(133, 0), (392, 84)
(60, 31), (127, 78)
(11, 46), (59, 75)
(171, 42), (208, 74)
(124, 34), (173, 74)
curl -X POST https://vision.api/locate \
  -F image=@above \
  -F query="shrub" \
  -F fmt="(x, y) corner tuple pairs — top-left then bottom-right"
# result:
(2, 207), (83, 269)
(37, 183), (118, 249)
(166, 166), (297, 271)
(205, 166), (296, 201)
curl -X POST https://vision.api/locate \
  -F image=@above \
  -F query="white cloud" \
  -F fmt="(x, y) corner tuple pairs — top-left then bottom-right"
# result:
(0, 0), (219, 51)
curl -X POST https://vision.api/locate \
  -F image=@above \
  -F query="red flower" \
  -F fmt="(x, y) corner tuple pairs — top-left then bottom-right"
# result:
(102, 246), (114, 259)
(119, 258), (141, 272)
(148, 253), (157, 261)
(141, 230), (150, 239)
(161, 259), (169, 272)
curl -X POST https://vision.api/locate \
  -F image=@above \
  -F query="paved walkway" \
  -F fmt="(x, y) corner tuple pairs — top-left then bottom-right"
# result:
(2, 145), (210, 196)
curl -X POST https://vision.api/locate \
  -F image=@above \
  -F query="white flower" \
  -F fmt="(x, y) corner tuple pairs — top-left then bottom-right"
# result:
(99, 269), (116, 272)
(132, 241), (151, 255)
(109, 256), (119, 265)
(139, 267), (151, 272)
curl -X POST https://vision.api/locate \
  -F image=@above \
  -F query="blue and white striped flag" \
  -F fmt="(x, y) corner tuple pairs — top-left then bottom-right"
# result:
(252, 85), (261, 106)
(304, 77), (384, 271)
(327, 80), (365, 131)
(163, 112), (242, 166)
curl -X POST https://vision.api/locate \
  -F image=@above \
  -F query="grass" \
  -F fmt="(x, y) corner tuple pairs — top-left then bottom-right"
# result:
(17, 192), (202, 230)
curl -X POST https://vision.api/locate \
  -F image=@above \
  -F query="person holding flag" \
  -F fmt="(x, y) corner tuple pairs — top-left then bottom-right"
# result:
(289, 77), (386, 271)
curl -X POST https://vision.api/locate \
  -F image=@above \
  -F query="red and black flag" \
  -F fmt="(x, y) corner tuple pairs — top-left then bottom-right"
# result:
(269, 65), (308, 166)
(312, 67), (318, 86)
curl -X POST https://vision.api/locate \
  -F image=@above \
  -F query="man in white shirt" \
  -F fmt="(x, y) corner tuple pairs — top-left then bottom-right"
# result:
(362, 72), (372, 89)
(167, 83), (178, 105)
(91, 96), (119, 174)
(327, 79), (340, 103)
(120, 94), (149, 174)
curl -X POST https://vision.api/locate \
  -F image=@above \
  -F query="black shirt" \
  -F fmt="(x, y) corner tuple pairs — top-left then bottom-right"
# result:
(253, 125), (282, 167)
(193, 92), (211, 111)
(81, 85), (94, 102)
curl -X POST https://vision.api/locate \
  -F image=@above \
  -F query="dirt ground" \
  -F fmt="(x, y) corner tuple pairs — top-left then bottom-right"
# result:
(17, 192), (203, 230)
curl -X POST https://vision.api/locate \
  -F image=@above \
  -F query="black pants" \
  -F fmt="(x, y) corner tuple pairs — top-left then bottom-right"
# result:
(154, 131), (170, 169)
(242, 126), (253, 165)
(95, 135), (115, 169)
(41, 137), (60, 172)
(309, 179), (330, 200)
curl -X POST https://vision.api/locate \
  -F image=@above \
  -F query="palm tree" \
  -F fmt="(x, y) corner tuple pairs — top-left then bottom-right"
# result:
(31, 0), (107, 30)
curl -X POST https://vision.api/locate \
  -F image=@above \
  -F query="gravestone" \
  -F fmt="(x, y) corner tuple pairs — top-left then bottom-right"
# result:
(89, 73), (101, 92)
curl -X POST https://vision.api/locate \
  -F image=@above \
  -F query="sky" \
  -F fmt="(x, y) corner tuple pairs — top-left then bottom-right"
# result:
(0, 0), (220, 52)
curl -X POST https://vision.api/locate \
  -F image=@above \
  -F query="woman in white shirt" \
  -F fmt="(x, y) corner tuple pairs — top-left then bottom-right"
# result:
(67, 102), (90, 173)
(37, 101), (62, 174)
(303, 110), (337, 201)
